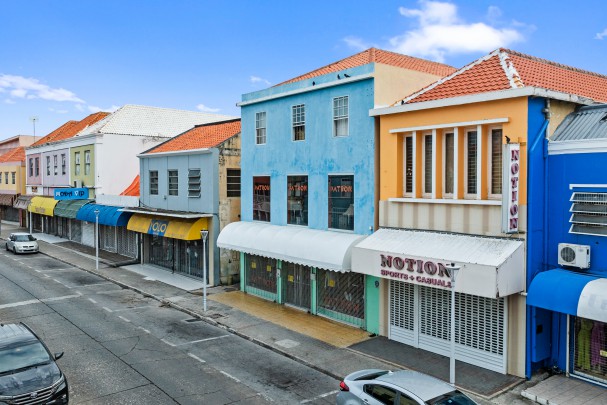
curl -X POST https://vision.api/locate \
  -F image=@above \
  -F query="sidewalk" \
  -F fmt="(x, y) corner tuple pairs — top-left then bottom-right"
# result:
(2, 222), (605, 404)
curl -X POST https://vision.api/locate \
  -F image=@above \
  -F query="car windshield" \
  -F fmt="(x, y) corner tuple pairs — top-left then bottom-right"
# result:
(428, 391), (477, 405)
(0, 342), (51, 374)
(14, 235), (35, 242)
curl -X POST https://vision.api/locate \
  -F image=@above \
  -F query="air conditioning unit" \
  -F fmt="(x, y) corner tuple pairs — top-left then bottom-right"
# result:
(558, 243), (590, 269)
(73, 180), (83, 188)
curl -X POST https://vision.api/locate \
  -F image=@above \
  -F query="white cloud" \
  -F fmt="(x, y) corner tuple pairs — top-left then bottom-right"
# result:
(0, 74), (85, 103)
(343, 36), (375, 52)
(196, 104), (221, 113)
(250, 75), (271, 86)
(4, 99), (15, 104)
(349, 1), (524, 63)
(49, 107), (69, 114)
(87, 104), (120, 113)
(596, 29), (607, 40)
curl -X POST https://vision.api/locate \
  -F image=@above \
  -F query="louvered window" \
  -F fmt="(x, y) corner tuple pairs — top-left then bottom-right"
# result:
(227, 169), (241, 197)
(188, 169), (201, 198)
(404, 136), (413, 195)
(569, 192), (607, 236)
(424, 134), (433, 194)
(445, 132), (454, 195)
(491, 129), (503, 195)
(466, 130), (477, 194)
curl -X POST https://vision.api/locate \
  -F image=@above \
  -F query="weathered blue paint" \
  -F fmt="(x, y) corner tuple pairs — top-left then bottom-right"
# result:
(240, 68), (376, 234)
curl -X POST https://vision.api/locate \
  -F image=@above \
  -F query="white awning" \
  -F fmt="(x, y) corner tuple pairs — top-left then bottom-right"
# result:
(352, 228), (525, 298)
(217, 222), (366, 272)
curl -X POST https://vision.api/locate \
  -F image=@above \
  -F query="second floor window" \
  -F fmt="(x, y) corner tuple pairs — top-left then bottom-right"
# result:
(46, 156), (51, 176)
(333, 96), (349, 137)
(74, 152), (81, 176)
(29, 158), (33, 177)
(4, 172), (8, 185)
(34, 157), (39, 176)
(168, 170), (178, 196)
(444, 132), (455, 196)
(490, 128), (503, 196)
(61, 154), (66, 175)
(0, 173), (2, 183)
(84, 150), (91, 175)
(423, 134), (433, 195)
(256, 112), (267, 145)
(292, 104), (305, 141)
(226, 169), (241, 197)
(328, 175), (354, 231)
(53, 155), (58, 175)
(188, 169), (201, 198)
(150, 171), (158, 195)
(466, 130), (478, 195)
(11, 172), (15, 184)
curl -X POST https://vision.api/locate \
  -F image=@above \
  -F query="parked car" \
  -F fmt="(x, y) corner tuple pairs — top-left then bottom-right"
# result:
(336, 369), (477, 405)
(5, 232), (39, 254)
(0, 323), (68, 404)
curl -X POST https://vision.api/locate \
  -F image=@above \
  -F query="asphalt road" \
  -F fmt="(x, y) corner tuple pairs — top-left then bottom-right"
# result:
(0, 250), (340, 404)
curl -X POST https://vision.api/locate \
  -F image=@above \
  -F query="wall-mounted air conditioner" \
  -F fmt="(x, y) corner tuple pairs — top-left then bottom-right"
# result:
(558, 243), (590, 269)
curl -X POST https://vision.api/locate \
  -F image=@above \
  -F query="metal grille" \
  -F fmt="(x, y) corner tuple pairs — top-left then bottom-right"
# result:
(571, 317), (607, 384)
(246, 254), (276, 293)
(117, 228), (138, 258)
(420, 286), (450, 341)
(101, 225), (117, 252)
(457, 293), (505, 355)
(70, 220), (82, 242)
(569, 192), (607, 237)
(317, 270), (364, 324)
(405, 136), (413, 194)
(467, 131), (478, 194)
(282, 262), (311, 309)
(390, 280), (414, 331)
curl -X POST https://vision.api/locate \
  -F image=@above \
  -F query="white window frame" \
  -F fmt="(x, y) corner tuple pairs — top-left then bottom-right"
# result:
(403, 133), (416, 198)
(53, 155), (58, 176)
(487, 126), (503, 200)
(74, 152), (81, 176)
(422, 131), (435, 198)
(255, 111), (267, 145)
(292, 104), (305, 141)
(61, 154), (66, 175)
(333, 95), (349, 137)
(46, 156), (51, 176)
(149, 170), (158, 195)
(168, 169), (179, 196)
(84, 150), (91, 175)
(464, 126), (482, 199)
(442, 129), (456, 199)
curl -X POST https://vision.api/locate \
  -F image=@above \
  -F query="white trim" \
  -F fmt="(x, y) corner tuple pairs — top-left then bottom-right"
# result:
(549, 139), (607, 155)
(389, 117), (509, 134)
(442, 129), (455, 199)
(487, 127), (504, 199)
(432, 129), (436, 199)
(238, 73), (373, 107)
(569, 184), (607, 190)
(370, 87), (595, 116)
(454, 128), (459, 199)
(464, 128), (479, 199)
(138, 148), (211, 158)
(422, 132), (433, 198)
(387, 197), (501, 205)
(476, 125), (482, 200)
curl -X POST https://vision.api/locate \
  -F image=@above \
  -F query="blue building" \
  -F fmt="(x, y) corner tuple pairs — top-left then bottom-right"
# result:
(218, 48), (455, 327)
(528, 104), (607, 385)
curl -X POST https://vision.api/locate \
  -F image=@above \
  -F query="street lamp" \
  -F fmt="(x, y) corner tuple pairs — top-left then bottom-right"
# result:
(200, 230), (209, 312)
(445, 262), (461, 387)
(94, 209), (100, 270)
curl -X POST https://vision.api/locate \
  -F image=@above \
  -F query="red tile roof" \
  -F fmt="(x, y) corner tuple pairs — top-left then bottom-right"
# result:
(399, 48), (607, 105)
(0, 146), (25, 163)
(31, 112), (109, 146)
(146, 119), (241, 154)
(120, 175), (140, 196)
(278, 48), (456, 86)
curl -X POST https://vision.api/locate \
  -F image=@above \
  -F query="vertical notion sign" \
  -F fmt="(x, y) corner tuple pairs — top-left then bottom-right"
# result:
(502, 143), (520, 233)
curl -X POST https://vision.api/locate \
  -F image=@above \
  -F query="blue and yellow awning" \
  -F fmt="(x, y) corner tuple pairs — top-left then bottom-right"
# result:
(127, 214), (208, 241)
(28, 196), (58, 216)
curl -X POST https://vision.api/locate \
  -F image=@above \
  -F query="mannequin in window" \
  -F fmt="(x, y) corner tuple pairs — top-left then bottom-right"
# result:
(577, 318), (593, 371)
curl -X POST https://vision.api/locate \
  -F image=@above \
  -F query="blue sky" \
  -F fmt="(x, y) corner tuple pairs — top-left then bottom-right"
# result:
(1, 0), (607, 140)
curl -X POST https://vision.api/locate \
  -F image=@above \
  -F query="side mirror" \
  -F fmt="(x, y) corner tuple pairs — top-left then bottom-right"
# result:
(54, 352), (64, 360)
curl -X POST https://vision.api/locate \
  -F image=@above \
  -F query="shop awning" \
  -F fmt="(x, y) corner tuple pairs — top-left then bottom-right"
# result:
(0, 194), (15, 206)
(76, 204), (133, 226)
(217, 221), (366, 272)
(54, 199), (92, 219)
(13, 195), (33, 210)
(27, 196), (58, 216)
(352, 228), (525, 298)
(527, 269), (607, 322)
(127, 214), (208, 240)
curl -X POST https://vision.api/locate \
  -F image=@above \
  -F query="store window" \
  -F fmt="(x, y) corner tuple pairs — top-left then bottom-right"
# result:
(287, 175), (307, 225)
(572, 317), (607, 382)
(253, 176), (270, 221)
(328, 175), (354, 231)
(317, 270), (364, 326)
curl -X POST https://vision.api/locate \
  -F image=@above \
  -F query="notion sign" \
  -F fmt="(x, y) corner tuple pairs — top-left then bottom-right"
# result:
(54, 188), (88, 200)
(379, 254), (454, 289)
(502, 143), (520, 233)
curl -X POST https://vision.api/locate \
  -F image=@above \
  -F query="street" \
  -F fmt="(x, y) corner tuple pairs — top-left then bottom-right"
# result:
(0, 250), (339, 404)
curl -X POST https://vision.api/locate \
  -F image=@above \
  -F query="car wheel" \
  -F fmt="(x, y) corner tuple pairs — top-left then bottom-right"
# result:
(13, 247), (17, 254)
(4, 243), (7, 251)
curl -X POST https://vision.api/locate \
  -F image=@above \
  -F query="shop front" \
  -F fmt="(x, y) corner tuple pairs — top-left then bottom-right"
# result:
(527, 269), (607, 386)
(13, 195), (33, 227)
(27, 196), (58, 233)
(53, 199), (92, 240)
(352, 228), (525, 374)
(0, 194), (18, 222)
(218, 221), (367, 327)
(76, 204), (137, 258)
(127, 213), (211, 282)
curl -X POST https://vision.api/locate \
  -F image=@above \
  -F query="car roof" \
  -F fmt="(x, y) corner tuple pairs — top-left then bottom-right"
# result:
(0, 323), (37, 348)
(376, 370), (454, 401)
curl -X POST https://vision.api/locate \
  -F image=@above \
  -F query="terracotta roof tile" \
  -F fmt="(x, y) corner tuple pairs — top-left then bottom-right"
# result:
(120, 175), (140, 196)
(0, 146), (25, 163)
(400, 48), (607, 105)
(146, 119), (241, 154)
(278, 48), (456, 86)
(31, 112), (109, 146)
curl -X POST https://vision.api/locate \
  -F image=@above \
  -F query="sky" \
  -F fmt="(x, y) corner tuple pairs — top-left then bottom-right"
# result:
(1, 0), (607, 140)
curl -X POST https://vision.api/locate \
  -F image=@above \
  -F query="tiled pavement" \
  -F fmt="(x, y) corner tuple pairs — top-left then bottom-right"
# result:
(3, 222), (607, 404)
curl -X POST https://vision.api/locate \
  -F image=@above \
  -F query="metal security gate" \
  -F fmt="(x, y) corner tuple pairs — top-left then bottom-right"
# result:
(283, 263), (311, 310)
(117, 228), (138, 258)
(70, 220), (82, 243)
(101, 225), (117, 252)
(389, 280), (507, 373)
(81, 222), (94, 247)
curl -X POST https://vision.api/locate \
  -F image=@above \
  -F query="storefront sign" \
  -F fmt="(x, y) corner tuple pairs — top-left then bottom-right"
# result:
(379, 254), (453, 288)
(502, 143), (520, 233)
(148, 219), (169, 236)
(54, 188), (88, 200)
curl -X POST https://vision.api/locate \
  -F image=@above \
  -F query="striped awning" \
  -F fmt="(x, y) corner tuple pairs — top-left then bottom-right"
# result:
(27, 196), (58, 216)
(54, 199), (93, 219)
(0, 194), (15, 206)
(13, 195), (33, 210)
(127, 214), (208, 240)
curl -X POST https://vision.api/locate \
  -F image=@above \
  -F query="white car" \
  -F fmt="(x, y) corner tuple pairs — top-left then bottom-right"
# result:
(5, 232), (39, 254)
(336, 369), (478, 405)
